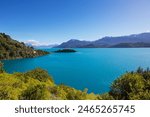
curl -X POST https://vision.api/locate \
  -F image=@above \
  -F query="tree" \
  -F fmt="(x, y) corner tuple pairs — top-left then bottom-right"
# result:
(109, 72), (148, 100)
(20, 84), (50, 100)
(0, 33), (49, 60)
(0, 61), (4, 73)
(24, 68), (54, 83)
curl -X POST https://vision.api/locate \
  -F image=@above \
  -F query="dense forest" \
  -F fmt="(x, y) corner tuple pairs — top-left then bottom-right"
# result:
(0, 62), (149, 100)
(0, 33), (49, 60)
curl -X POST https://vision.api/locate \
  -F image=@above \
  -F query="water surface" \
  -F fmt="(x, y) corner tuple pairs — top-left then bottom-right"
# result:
(3, 48), (150, 94)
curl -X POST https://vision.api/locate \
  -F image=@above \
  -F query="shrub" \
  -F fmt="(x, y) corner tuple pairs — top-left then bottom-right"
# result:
(109, 67), (150, 100)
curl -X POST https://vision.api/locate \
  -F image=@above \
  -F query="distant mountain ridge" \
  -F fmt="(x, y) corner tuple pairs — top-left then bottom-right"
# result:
(56, 39), (91, 48)
(55, 32), (150, 48)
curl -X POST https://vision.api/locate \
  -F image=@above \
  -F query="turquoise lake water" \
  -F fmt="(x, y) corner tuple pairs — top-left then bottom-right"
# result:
(3, 48), (150, 94)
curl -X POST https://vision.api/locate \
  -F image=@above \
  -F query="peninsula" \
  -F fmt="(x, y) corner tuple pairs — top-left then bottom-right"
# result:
(0, 33), (49, 60)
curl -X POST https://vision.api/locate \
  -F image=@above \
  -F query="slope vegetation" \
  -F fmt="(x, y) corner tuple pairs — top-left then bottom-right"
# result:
(0, 62), (149, 100)
(0, 33), (49, 60)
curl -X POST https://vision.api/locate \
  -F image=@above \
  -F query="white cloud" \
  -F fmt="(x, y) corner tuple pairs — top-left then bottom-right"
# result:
(24, 40), (50, 46)
(25, 40), (40, 46)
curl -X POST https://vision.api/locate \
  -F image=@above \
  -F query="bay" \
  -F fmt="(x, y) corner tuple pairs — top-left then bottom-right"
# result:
(3, 48), (150, 94)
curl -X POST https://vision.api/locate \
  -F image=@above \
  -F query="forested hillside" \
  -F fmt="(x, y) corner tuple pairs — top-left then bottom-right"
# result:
(0, 33), (49, 60)
(0, 62), (149, 100)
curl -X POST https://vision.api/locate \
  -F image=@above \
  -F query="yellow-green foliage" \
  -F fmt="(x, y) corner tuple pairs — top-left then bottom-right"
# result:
(0, 73), (23, 99)
(0, 68), (99, 100)
(0, 67), (149, 100)
(109, 67), (150, 100)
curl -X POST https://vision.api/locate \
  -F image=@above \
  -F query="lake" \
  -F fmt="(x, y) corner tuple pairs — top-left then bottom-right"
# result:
(3, 48), (150, 94)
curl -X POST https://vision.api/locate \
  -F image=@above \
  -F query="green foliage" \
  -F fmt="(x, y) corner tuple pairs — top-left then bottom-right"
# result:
(50, 85), (88, 100)
(109, 73), (144, 99)
(55, 49), (77, 53)
(0, 65), (149, 100)
(100, 93), (114, 100)
(0, 33), (49, 60)
(109, 68), (150, 100)
(21, 83), (51, 100)
(0, 68), (100, 100)
(25, 68), (54, 83)
(86, 93), (101, 100)
(0, 73), (24, 99)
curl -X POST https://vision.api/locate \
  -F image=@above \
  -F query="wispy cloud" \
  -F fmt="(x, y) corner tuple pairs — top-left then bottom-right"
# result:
(24, 40), (50, 46)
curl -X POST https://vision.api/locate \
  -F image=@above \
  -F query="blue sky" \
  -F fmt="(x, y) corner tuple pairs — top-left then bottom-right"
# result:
(0, 0), (150, 45)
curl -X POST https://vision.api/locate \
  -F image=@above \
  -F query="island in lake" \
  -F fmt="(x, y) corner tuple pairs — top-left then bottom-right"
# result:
(54, 49), (77, 53)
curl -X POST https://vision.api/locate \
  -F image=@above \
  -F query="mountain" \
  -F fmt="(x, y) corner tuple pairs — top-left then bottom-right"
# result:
(55, 32), (150, 48)
(94, 33), (150, 45)
(55, 39), (91, 48)
(0, 33), (49, 60)
(110, 42), (150, 48)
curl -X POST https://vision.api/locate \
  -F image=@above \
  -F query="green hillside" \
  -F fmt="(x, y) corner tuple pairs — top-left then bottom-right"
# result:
(0, 33), (49, 60)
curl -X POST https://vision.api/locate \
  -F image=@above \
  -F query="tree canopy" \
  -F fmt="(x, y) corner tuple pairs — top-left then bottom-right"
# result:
(109, 67), (150, 100)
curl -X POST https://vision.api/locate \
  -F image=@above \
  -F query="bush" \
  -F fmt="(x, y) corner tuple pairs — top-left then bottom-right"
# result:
(0, 68), (99, 100)
(0, 73), (23, 99)
(109, 68), (150, 100)
(20, 83), (50, 100)
(25, 68), (54, 83)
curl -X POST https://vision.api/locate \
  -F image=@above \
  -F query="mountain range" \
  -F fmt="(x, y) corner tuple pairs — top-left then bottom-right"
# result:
(55, 32), (150, 48)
